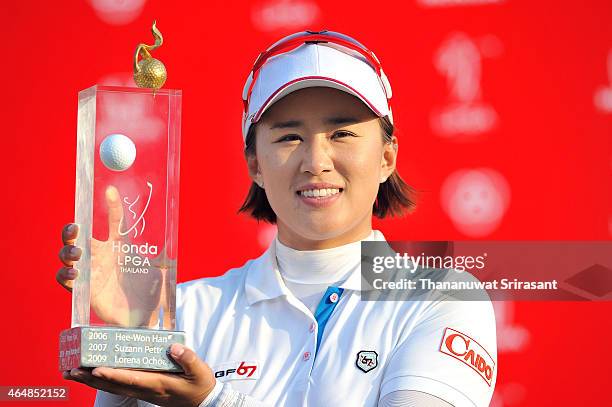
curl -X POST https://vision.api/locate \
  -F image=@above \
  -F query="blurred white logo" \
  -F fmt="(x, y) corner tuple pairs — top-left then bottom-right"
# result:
(96, 73), (165, 142)
(490, 382), (527, 407)
(593, 49), (612, 113)
(431, 33), (501, 138)
(440, 168), (510, 237)
(418, 0), (504, 7)
(251, 0), (320, 32)
(257, 223), (278, 248)
(98, 73), (136, 88)
(492, 301), (529, 352)
(88, 0), (147, 25)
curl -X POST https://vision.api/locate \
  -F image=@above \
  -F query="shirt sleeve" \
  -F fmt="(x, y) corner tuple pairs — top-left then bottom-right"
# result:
(198, 380), (272, 407)
(378, 299), (498, 407)
(379, 390), (454, 407)
(198, 379), (224, 406)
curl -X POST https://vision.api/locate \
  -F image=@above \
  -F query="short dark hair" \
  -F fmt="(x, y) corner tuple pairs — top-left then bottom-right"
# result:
(238, 115), (418, 223)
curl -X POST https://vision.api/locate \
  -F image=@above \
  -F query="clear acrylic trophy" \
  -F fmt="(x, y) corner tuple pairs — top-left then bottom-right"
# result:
(59, 22), (185, 372)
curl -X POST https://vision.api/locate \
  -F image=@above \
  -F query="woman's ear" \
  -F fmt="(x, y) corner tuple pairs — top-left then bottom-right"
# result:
(380, 136), (398, 183)
(247, 154), (264, 188)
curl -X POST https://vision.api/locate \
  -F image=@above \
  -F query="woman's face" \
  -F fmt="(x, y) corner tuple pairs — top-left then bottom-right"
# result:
(249, 87), (397, 249)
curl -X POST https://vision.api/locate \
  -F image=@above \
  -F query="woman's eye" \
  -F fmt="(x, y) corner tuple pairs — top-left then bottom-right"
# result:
(276, 134), (302, 142)
(332, 131), (355, 139)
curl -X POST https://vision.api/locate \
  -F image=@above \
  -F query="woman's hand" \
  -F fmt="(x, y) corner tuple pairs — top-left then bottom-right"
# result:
(56, 185), (172, 328)
(56, 222), (81, 292)
(63, 343), (216, 407)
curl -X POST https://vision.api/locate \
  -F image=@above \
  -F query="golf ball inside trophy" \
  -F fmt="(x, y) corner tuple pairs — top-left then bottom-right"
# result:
(99, 133), (136, 171)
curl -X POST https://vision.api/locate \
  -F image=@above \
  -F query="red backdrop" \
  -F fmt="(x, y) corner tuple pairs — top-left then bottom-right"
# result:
(1, 0), (611, 405)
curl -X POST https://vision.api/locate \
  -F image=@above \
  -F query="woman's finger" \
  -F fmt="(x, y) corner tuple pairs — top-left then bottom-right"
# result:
(90, 367), (166, 390)
(58, 245), (82, 267)
(56, 267), (78, 291)
(62, 223), (79, 246)
(105, 186), (124, 241)
(168, 344), (209, 378)
(64, 369), (140, 399)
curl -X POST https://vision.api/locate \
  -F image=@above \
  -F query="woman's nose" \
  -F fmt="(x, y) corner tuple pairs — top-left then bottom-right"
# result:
(299, 137), (334, 175)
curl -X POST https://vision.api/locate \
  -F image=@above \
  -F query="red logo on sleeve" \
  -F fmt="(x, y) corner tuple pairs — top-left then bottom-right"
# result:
(439, 327), (496, 386)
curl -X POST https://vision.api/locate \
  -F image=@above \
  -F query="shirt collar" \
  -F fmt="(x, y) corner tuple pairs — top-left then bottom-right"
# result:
(338, 229), (390, 291)
(244, 240), (290, 306)
(244, 229), (391, 304)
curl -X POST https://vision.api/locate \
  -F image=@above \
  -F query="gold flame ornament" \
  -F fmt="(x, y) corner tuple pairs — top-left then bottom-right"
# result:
(133, 21), (167, 89)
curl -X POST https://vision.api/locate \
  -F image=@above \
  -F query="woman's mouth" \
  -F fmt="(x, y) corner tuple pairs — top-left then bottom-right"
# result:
(296, 187), (343, 208)
(298, 188), (341, 198)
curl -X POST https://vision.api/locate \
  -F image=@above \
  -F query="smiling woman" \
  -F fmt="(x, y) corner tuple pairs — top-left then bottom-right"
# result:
(239, 86), (416, 249)
(58, 30), (497, 407)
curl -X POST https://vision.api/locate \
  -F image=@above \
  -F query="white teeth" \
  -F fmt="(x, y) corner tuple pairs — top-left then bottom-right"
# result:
(300, 188), (340, 198)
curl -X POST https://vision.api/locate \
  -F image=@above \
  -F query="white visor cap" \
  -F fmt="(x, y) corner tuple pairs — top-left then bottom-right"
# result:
(241, 41), (393, 142)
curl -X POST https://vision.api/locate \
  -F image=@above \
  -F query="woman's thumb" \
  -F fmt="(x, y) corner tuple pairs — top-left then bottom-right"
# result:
(169, 343), (205, 377)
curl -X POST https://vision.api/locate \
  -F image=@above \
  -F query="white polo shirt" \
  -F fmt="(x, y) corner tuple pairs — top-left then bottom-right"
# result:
(177, 232), (496, 407)
(95, 231), (497, 406)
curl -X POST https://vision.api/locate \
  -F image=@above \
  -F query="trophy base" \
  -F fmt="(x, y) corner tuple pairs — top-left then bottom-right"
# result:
(59, 326), (185, 372)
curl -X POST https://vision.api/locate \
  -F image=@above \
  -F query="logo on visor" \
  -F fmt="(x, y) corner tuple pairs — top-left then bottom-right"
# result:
(356, 350), (378, 373)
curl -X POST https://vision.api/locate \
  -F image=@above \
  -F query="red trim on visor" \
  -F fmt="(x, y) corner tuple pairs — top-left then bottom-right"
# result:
(252, 34), (382, 76)
(252, 76), (384, 123)
(243, 32), (389, 114)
